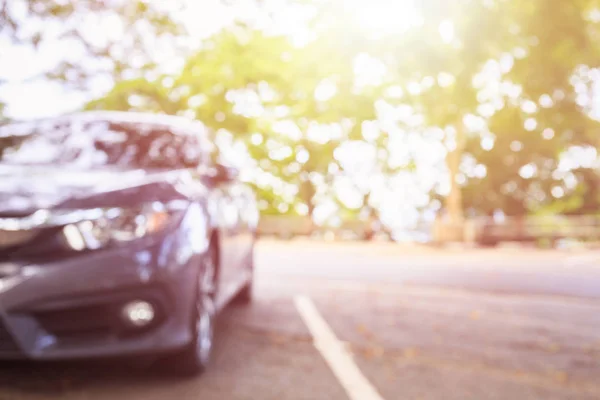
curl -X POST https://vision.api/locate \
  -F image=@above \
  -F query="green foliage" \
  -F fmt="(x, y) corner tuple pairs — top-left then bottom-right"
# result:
(87, 22), (384, 216)
(459, 0), (600, 215)
(0, 0), (182, 89)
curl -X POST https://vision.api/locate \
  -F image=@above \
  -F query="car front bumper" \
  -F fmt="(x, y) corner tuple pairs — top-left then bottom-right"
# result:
(0, 221), (206, 360)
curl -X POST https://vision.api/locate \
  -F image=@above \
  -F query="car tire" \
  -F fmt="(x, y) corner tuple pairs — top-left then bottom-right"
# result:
(235, 279), (252, 304)
(164, 246), (217, 377)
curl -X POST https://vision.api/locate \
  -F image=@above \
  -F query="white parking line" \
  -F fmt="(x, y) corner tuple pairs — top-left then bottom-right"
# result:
(294, 295), (385, 400)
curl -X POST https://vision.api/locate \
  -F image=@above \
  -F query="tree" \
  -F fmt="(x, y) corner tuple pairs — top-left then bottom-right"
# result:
(306, 0), (600, 221)
(302, 0), (519, 224)
(0, 0), (182, 104)
(462, 0), (600, 216)
(88, 22), (385, 219)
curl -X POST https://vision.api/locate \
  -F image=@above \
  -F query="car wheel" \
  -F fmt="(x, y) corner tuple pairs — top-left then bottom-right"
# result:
(164, 246), (217, 377)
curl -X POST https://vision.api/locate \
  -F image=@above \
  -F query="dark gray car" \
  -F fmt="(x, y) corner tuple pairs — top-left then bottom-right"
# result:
(0, 111), (258, 375)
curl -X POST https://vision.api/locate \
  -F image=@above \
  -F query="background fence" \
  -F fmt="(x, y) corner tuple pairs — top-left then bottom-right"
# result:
(257, 215), (600, 247)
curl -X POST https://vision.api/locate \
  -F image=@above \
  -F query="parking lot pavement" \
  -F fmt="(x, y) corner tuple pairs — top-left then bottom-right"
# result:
(0, 300), (347, 400)
(305, 284), (600, 399)
(257, 239), (600, 299)
(0, 241), (599, 400)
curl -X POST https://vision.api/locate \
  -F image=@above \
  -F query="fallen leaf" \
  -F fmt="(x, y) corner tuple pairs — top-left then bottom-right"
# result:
(551, 370), (569, 384)
(542, 343), (561, 353)
(268, 333), (287, 345)
(469, 310), (482, 320)
(403, 347), (419, 359)
(372, 345), (385, 358)
(356, 324), (375, 340)
(363, 345), (385, 359)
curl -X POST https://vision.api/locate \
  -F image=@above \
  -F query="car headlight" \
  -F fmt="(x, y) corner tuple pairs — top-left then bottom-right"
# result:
(62, 201), (186, 251)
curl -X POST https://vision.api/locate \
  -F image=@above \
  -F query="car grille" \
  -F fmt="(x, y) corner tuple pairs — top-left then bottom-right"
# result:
(0, 320), (21, 354)
(35, 305), (117, 340)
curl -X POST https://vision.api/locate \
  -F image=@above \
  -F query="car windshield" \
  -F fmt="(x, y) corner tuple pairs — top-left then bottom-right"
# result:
(0, 118), (204, 170)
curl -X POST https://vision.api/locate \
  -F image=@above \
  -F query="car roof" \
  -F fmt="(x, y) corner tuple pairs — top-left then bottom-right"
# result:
(0, 111), (214, 148)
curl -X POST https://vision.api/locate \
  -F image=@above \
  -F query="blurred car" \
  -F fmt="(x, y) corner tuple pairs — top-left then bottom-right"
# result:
(0, 111), (259, 375)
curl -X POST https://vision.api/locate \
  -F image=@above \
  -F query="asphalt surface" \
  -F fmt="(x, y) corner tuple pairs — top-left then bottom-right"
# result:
(0, 239), (599, 400)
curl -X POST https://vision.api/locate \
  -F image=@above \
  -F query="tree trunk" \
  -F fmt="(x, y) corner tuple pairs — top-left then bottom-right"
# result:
(445, 124), (466, 225)
(444, 123), (466, 241)
(446, 147), (464, 224)
(299, 178), (316, 234)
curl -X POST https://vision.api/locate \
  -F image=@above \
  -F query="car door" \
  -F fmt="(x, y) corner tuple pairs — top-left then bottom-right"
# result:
(183, 124), (240, 305)
(206, 181), (240, 303)
(230, 182), (258, 275)
(208, 166), (240, 301)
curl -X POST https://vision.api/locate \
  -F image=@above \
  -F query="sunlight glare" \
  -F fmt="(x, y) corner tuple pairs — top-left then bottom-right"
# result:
(438, 20), (455, 44)
(347, 0), (422, 38)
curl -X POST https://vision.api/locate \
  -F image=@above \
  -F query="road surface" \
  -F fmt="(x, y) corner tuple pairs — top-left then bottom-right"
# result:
(0, 239), (599, 400)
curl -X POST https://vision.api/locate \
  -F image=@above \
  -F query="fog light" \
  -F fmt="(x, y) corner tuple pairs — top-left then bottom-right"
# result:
(122, 300), (155, 327)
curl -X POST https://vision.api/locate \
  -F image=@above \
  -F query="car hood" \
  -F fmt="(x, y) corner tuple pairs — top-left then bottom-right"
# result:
(0, 165), (193, 215)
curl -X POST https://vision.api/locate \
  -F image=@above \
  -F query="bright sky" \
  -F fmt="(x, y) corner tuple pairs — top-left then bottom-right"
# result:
(0, 0), (235, 119)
